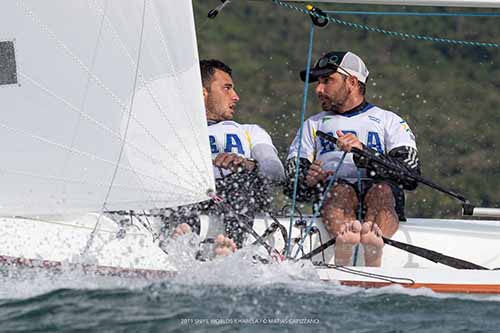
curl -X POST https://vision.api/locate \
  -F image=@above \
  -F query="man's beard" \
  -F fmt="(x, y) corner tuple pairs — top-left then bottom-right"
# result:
(206, 96), (229, 121)
(322, 83), (348, 112)
(322, 93), (348, 112)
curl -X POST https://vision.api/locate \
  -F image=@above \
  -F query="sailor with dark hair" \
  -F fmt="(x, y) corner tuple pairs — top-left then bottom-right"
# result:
(285, 51), (421, 267)
(167, 59), (284, 255)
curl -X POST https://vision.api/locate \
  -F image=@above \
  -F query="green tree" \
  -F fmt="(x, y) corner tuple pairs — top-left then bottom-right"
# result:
(195, 1), (500, 218)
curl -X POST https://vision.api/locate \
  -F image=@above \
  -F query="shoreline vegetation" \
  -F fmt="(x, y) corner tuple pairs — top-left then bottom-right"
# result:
(194, 1), (500, 218)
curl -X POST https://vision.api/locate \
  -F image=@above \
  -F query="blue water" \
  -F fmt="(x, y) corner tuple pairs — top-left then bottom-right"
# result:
(1, 249), (499, 332)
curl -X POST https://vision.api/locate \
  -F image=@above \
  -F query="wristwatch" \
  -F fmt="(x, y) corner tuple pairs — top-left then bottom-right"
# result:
(246, 158), (258, 171)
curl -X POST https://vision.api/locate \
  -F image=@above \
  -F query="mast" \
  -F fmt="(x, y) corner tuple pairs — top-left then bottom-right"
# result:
(280, 0), (500, 8)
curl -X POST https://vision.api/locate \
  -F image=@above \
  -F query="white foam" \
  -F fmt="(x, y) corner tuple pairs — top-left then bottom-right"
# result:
(2, 236), (500, 303)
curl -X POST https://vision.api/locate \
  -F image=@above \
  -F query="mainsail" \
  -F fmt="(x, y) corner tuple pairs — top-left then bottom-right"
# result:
(0, 0), (215, 216)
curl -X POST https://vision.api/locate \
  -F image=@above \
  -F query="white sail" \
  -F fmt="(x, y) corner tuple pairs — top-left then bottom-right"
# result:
(0, 0), (215, 216)
(283, 0), (500, 8)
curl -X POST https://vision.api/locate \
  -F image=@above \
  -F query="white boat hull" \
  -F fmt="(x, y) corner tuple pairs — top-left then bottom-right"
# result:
(316, 266), (500, 294)
(249, 215), (500, 293)
(0, 214), (175, 278)
(2, 214), (500, 293)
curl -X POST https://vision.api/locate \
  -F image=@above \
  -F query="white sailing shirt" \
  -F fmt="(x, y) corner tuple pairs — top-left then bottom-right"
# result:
(287, 103), (417, 183)
(208, 120), (277, 179)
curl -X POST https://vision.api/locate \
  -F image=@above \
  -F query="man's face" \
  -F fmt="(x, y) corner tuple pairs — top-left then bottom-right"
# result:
(204, 69), (240, 121)
(315, 72), (349, 112)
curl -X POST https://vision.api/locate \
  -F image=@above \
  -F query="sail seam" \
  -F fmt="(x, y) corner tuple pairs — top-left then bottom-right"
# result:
(83, 0), (149, 257)
(88, 0), (211, 190)
(0, 121), (197, 194)
(18, 0), (201, 192)
(18, 71), (200, 192)
(150, 0), (213, 188)
(0, 168), (195, 195)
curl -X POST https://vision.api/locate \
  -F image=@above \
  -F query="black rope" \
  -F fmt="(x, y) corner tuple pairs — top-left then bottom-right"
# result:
(213, 199), (283, 259)
(267, 212), (290, 246)
(320, 263), (416, 285)
(280, 204), (304, 220)
(299, 237), (336, 260)
(316, 228), (326, 263)
(105, 209), (169, 219)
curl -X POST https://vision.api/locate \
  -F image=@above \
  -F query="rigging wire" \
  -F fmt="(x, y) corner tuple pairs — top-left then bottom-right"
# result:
(285, 21), (316, 257)
(292, 152), (348, 259)
(82, 0), (149, 257)
(323, 10), (500, 17)
(272, 0), (499, 48)
(92, 0), (209, 192)
(276, 0), (500, 260)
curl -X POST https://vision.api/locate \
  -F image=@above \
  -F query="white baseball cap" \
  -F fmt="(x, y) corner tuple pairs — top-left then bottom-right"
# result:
(300, 51), (369, 84)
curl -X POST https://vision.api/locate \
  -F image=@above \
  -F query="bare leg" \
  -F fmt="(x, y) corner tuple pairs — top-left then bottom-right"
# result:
(322, 184), (360, 265)
(361, 183), (399, 267)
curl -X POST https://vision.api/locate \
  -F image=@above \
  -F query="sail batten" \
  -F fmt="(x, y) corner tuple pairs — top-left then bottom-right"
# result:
(0, 1), (214, 216)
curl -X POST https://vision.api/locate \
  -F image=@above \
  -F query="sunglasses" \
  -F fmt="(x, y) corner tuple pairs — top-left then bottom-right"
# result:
(315, 54), (351, 77)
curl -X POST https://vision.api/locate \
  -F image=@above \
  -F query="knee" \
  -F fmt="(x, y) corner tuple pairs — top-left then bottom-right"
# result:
(364, 183), (395, 208)
(324, 183), (358, 210)
(321, 206), (349, 232)
(322, 184), (358, 233)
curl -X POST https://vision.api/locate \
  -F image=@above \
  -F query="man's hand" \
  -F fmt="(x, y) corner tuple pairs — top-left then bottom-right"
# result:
(213, 153), (256, 172)
(336, 130), (363, 152)
(305, 160), (333, 187)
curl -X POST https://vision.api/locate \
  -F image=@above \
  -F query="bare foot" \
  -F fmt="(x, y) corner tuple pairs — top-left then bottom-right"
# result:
(360, 221), (384, 267)
(334, 220), (362, 266)
(337, 220), (362, 244)
(213, 234), (237, 257)
(171, 223), (192, 240)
